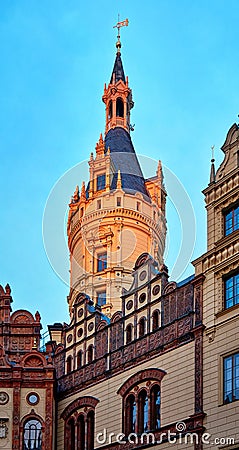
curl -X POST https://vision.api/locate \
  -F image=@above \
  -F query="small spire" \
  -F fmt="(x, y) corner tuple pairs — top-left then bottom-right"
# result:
(73, 185), (79, 202)
(117, 169), (122, 189)
(81, 182), (86, 200)
(210, 145), (216, 184)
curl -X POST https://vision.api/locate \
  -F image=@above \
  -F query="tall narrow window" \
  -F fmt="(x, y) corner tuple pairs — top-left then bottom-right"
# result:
(139, 317), (146, 337)
(66, 355), (72, 374)
(96, 174), (106, 191)
(117, 197), (121, 207)
(125, 394), (136, 434)
(77, 351), (82, 369)
(97, 291), (106, 306)
(224, 352), (239, 403)
(138, 390), (148, 433)
(108, 100), (113, 119)
(225, 205), (239, 235)
(126, 324), (133, 344)
(87, 411), (94, 450)
(97, 252), (107, 272)
(225, 272), (239, 309)
(87, 345), (93, 364)
(69, 418), (75, 450)
(151, 386), (161, 430)
(77, 415), (85, 450)
(116, 97), (124, 117)
(152, 310), (159, 331)
(23, 419), (42, 450)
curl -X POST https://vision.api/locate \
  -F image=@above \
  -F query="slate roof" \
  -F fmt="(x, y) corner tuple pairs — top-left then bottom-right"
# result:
(105, 127), (150, 200)
(110, 53), (126, 83)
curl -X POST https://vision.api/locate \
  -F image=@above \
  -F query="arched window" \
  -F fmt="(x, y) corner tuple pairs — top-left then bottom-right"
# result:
(77, 415), (85, 450)
(108, 100), (113, 119)
(23, 419), (42, 450)
(67, 418), (75, 450)
(66, 355), (72, 374)
(152, 310), (160, 331)
(116, 98), (124, 117)
(87, 345), (93, 364)
(119, 370), (165, 436)
(138, 390), (149, 433)
(77, 350), (82, 369)
(150, 385), (161, 430)
(139, 317), (146, 337)
(126, 324), (133, 344)
(87, 411), (94, 450)
(125, 394), (136, 435)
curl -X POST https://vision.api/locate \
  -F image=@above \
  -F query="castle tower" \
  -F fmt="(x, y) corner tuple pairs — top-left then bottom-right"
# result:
(67, 29), (167, 317)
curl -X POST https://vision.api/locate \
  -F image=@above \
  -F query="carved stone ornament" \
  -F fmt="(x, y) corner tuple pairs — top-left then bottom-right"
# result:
(67, 334), (73, 343)
(0, 392), (9, 405)
(152, 284), (160, 296)
(126, 300), (133, 310)
(139, 270), (147, 281)
(0, 420), (8, 439)
(88, 322), (94, 332)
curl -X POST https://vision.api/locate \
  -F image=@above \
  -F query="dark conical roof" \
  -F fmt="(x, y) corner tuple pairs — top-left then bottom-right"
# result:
(105, 127), (150, 200)
(110, 53), (126, 83)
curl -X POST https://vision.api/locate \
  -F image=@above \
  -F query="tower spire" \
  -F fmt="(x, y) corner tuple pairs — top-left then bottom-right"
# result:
(102, 17), (133, 134)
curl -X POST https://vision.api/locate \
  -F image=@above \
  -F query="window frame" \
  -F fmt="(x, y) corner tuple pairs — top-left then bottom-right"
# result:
(96, 174), (106, 191)
(97, 252), (107, 272)
(223, 351), (239, 404)
(224, 271), (239, 309)
(96, 291), (106, 306)
(22, 418), (43, 450)
(224, 203), (239, 236)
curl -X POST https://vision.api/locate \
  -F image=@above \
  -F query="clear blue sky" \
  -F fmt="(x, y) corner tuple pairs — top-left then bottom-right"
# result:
(0, 1), (238, 330)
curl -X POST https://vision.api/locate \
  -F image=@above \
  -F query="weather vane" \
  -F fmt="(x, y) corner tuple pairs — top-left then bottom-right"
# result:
(211, 145), (215, 161)
(113, 15), (129, 51)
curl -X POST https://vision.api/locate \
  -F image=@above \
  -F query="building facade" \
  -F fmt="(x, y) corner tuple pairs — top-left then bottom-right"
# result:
(0, 285), (55, 450)
(0, 35), (238, 450)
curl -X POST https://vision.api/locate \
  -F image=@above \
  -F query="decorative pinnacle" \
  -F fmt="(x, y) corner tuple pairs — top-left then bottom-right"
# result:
(117, 169), (122, 189)
(210, 145), (216, 184)
(113, 16), (129, 53)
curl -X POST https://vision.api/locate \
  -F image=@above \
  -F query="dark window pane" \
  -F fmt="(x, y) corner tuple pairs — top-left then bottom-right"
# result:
(97, 253), (107, 272)
(225, 273), (239, 309)
(97, 292), (106, 306)
(224, 353), (239, 403)
(225, 205), (239, 235)
(97, 174), (106, 191)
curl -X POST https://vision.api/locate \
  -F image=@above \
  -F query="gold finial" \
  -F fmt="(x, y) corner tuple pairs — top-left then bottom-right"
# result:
(113, 15), (129, 53)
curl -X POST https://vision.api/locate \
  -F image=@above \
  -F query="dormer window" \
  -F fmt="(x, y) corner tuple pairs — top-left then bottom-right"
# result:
(97, 174), (106, 191)
(224, 204), (239, 236)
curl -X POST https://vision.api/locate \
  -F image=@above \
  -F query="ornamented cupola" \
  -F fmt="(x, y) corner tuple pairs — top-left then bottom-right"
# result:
(102, 19), (134, 135)
(67, 20), (167, 318)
